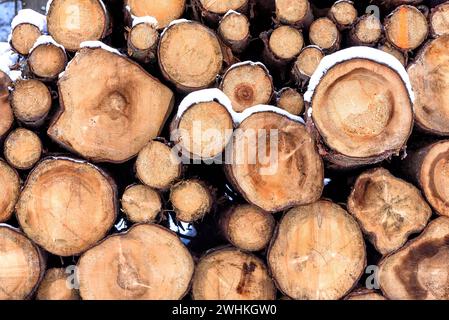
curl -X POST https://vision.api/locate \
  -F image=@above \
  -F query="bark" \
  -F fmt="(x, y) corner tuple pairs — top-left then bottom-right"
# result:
(4, 128), (42, 170)
(328, 0), (357, 30)
(126, 22), (159, 64)
(348, 14), (383, 47)
(218, 11), (250, 54)
(0, 71), (13, 140)
(120, 184), (162, 223)
(429, 3), (449, 37)
(378, 42), (407, 66)
(9, 23), (41, 55)
(15, 157), (117, 256)
(28, 42), (68, 81)
(276, 87), (304, 115)
(347, 168), (432, 255)
(275, 0), (314, 28)
(192, 0), (250, 27)
(192, 247), (276, 300)
(48, 47), (174, 163)
(11, 79), (52, 127)
(36, 268), (80, 300)
(374, 0), (424, 10)
(292, 45), (324, 88)
(77, 224), (194, 299)
(0, 159), (20, 222)
(124, 0), (186, 29)
(345, 289), (387, 300)
(268, 200), (366, 300)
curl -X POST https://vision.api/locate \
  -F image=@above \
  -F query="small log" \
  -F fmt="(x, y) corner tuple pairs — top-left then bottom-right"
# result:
(28, 37), (68, 81)
(193, 0), (249, 26)
(36, 268), (80, 300)
(275, 0), (314, 28)
(276, 87), (304, 115)
(0, 159), (20, 222)
(15, 157), (117, 256)
(349, 14), (383, 47)
(218, 11), (250, 54)
(192, 247), (276, 300)
(220, 204), (275, 252)
(170, 179), (213, 223)
(126, 22), (159, 64)
(309, 17), (341, 52)
(120, 184), (162, 223)
(125, 0), (186, 28)
(379, 217), (449, 300)
(0, 71), (13, 140)
(158, 20), (223, 92)
(292, 45), (324, 88)
(11, 79), (52, 127)
(220, 62), (274, 112)
(0, 225), (45, 300)
(48, 47), (174, 163)
(378, 42), (407, 66)
(10, 23), (42, 56)
(408, 35), (449, 135)
(345, 289), (387, 300)
(226, 111), (324, 212)
(384, 5), (429, 51)
(430, 2), (449, 37)
(347, 168), (432, 255)
(266, 25), (304, 61)
(78, 224), (194, 299)
(135, 140), (182, 190)
(328, 0), (357, 30)
(4, 128), (42, 170)
(268, 200), (366, 300)
(47, 0), (111, 51)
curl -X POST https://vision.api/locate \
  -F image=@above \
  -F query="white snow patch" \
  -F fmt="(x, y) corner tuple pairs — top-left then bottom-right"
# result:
(80, 41), (122, 56)
(223, 10), (242, 19)
(30, 35), (65, 53)
(304, 46), (415, 104)
(0, 42), (20, 80)
(132, 16), (158, 28)
(235, 105), (305, 125)
(11, 9), (46, 32)
(225, 60), (270, 75)
(161, 19), (191, 37)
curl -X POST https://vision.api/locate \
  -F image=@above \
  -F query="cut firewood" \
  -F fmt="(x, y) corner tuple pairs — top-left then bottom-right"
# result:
(276, 87), (304, 115)
(292, 45), (324, 88)
(47, 0), (111, 51)
(349, 14), (383, 47)
(0, 71), (13, 140)
(268, 200), (366, 300)
(385, 5), (429, 51)
(194, 0), (249, 26)
(4, 128), (42, 170)
(430, 2), (449, 37)
(220, 62), (274, 112)
(11, 79), (52, 127)
(125, 0), (186, 29)
(0, 159), (20, 222)
(275, 0), (314, 27)
(192, 247), (276, 300)
(309, 17), (340, 52)
(10, 24), (41, 56)
(126, 22), (159, 64)
(408, 35), (449, 135)
(347, 168), (432, 255)
(378, 42), (407, 66)
(135, 140), (182, 190)
(307, 49), (414, 168)
(48, 47), (174, 163)
(220, 204), (275, 252)
(28, 38), (68, 81)
(15, 157), (117, 256)
(0, 225), (45, 300)
(226, 111), (324, 212)
(345, 289), (387, 300)
(218, 11), (250, 54)
(158, 20), (223, 92)
(36, 268), (80, 300)
(379, 217), (449, 300)
(268, 26), (304, 61)
(78, 223), (194, 300)
(170, 180), (212, 222)
(328, 0), (357, 30)
(121, 184), (162, 223)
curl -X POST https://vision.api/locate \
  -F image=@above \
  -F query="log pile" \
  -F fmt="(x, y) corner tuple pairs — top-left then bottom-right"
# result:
(2, 0), (449, 301)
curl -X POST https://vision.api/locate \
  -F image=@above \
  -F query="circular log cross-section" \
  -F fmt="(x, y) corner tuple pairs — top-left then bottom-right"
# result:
(127, 23), (159, 64)
(192, 248), (276, 300)
(47, 0), (110, 51)
(350, 15), (383, 47)
(276, 87), (304, 115)
(0, 71), (13, 140)
(308, 54), (413, 168)
(268, 200), (366, 300)
(135, 140), (181, 190)
(0, 225), (44, 300)
(275, 0), (313, 27)
(328, 0), (357, 29)
(218, 11), (250, 54)
(11, 79), (52, 127)
(348, 168), (432, 255)
(430, 3), (449, 37)
(10, 23), (41, 55)
(385, 5), (429, 51)
(220, 62), (274, 112)
(0, 160), (20, 222)
(292, 45), (324, 88)
(15, 158), (117, 256)
(221, 204), (275, 252)
(309, 17), (340, 52)
(48, 47), (174, 163)
(28, 42), (67, 80)
(4, 128), (42, 170)
(268, 26), (304, 61)
(78, 224), (194, 300)
(126, 0), (186, 28)
(36, 268), (80, 300)
(408, 35), (449, 135)
(121, 184), (162, 223)
(170, 180), (212, 222)
(226, 111), (324, 212)
(159, 21), (223, 92)
(379, 217), (449, 300)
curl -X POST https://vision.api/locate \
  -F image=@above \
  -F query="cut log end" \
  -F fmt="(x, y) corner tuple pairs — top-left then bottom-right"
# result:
(348, 168), (432, 255)
(329, 0), (357, 29)
(351, 15), (383, 46)
(268, 200), (366, 300)
(292, 46), (324, 87)
(121, 184), (162, 223)
(221, 204), (275, 252)
(379, 42), (407, 66)
(269, 26), (304, 60)
(10, 23), (41, 55)
(126, 0), (186, 28)
(0, 71), (13, 139)
(220, 63), (273, 112)
(430, 3), (449, 37)
(276, 87), (304, 115)
(36, 268), (80, 300)
(192, 248), (276, 300)
(127, 23), (159, 64)
(4, 128), (42, 170)
(199, 0), (247, 14)
(28, 43), (67, 80)
(170, 180), (212, 222)
(275, 0), (313, 27)
(16, 157), (117, 256)
(218, 11), (250, 53)
(78, 224), (194, 299)
(0, 160), (20, 222)
(309, 17), (340, 52)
